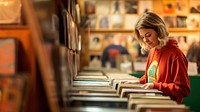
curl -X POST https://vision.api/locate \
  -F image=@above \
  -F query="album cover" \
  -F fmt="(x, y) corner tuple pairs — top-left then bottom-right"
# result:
(84, 0), (96, 15)
(177, 35), (188, 55)
(88, 15), (97, 29)
(163, 16), (175, 28)
(89, 34), (102, 50)
(175, 0), (189, 14)
(0, 75), (29, 112)
(103, 33), (114, 48)
(138, 0), (153, 14)
(89, 53), (102, 68)
(96, 1), (110, 14)
(0, 0), (22, 24)
(0, 38), (18, 75)
(125, 0), (138, 14)
(162, 0), (175, 14)
(186, 14), (199, 29)
(111, 15), (124, 29)
(190, 0), (200, 13)
(176, 16), (187, 28)
(111, 0), (125, 14)
(98, 16), (109, 29)
(125, 15), (139, 29)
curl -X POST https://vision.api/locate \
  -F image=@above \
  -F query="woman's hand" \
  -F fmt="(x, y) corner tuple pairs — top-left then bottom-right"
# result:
(120, 80), (140, 84)
(141, 83), (154, 89)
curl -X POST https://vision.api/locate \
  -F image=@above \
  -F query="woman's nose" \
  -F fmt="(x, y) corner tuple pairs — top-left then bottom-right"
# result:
(143, 37), (148, 42)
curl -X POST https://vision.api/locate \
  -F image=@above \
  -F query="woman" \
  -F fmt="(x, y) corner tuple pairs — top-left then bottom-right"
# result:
(124, 12), (190, 104)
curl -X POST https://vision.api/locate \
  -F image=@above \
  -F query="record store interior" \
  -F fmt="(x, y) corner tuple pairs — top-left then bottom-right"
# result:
(1, 0), (200, 112)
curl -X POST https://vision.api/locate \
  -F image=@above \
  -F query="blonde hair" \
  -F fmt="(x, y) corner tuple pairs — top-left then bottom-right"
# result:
(134, 12), (169, 53)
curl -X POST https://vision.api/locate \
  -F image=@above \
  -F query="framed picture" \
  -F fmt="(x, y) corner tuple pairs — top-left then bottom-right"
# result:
(176, 16), (187, 28)
(177, 35), (188, 54)
(89, 34), (102, 50)
(125, 0), (138, 14)
(0, 75), (29, 112)
(111, 15), (124, 29)
(175, 0), (189, 14)
(0, 38), (18, 75)
(88, 15), (97, 29)
(162, 0), (175, 14)
(125, 15), (139, 29)
(163, 16), (176, 28)
(98, 15), (109, 29)
(103, 33), (114, 49)
(186, 14), (199, 29)
(111, 0), (125, 14)
(89, 53), (102, 68)
(138, 0), (153, 14)
(0, 0), (22, 24)
(84, 0), (96, 15)
(190, 0), (200, 13)
(96, 1), (110, 14)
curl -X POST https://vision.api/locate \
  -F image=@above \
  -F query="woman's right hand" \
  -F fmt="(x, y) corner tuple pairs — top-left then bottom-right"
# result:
(120, 80), (140, 84)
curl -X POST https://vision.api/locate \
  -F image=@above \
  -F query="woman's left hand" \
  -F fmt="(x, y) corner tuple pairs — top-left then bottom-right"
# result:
(141, 83), (154, 89)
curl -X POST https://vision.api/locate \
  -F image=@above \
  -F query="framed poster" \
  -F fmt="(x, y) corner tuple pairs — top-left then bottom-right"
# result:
(162, 0), (175, 14)
(163, 16), (175, 28)
(89, 53), (102, 68)
(125, 0), (138, 14)
(138, 0), (153, 14)
(98, 15), (109, 29)
(175, 0), (189, 14)
(84, 0), (96, 15)
(125, 15), (139, 29)
(186, 14), (199, 29)
(89, 34), (102, 50)
(96, 0), (110, 14)
(111, 0), (124, 14)
(190, 0), (200, 13)
(176, 16), (187, 28)
(111, 15), (124, 29)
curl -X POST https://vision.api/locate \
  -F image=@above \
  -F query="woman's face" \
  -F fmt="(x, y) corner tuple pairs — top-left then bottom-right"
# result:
(138, 28), (159, 49)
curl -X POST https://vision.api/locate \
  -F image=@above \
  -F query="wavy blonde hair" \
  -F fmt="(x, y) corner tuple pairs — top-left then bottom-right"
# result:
(134, 12), (169, 53)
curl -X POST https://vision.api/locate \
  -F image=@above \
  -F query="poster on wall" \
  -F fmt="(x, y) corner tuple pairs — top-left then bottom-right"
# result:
(186, 14), (199, 29)
(111, 15), (124, 29)
(111, 0), (125, 14)
(176, 16), (187, 28)
(175, 0), (188, 14)
(88, 15), (97, 29)
(89, 34), (102, 50)
(125, 15), (139, 29)
(98, 16), (109, 29)
(96, 1), (110, 14)
(89, 54), (102, 68)
(163, 16), (175, 28)
(138, 0), (153, 14)
(162, 0), (175, 14)
(84, 0), (96, 15)
(177, 35), (189, 55)
(125, 0), (138, 14)
(190, 0), (200, 13)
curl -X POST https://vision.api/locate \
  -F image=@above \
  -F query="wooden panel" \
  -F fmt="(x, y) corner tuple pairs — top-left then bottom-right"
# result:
(0, 27), (36, 112)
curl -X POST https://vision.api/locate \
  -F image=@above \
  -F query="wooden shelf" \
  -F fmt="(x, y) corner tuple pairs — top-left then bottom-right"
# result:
(0, 25), (29, 29)
(85, 28), (200, 33)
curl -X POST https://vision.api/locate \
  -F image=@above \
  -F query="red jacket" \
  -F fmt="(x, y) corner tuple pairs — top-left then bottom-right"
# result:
(140, 38), (190, 104)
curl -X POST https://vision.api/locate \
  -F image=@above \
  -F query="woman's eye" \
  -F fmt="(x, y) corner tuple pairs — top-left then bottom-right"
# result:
(145, 34), (151, 37)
